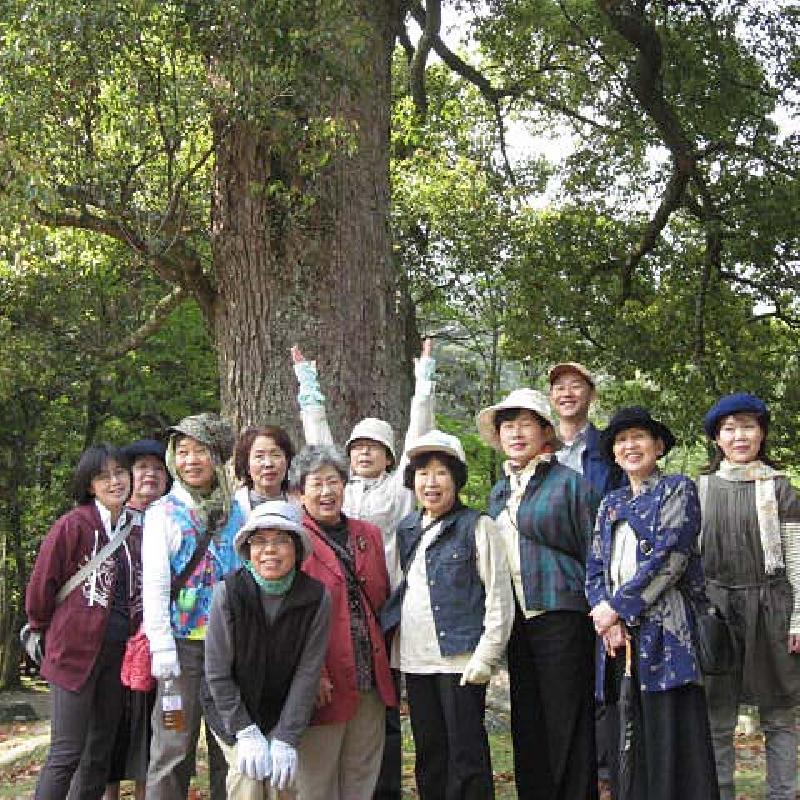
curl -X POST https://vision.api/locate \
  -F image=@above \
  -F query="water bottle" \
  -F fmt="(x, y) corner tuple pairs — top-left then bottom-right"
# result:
(161, 678), (185, 731)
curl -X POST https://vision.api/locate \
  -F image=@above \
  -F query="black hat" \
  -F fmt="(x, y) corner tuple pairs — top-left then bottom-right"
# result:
(122, 439), (167, 463)
(599, 407), (676, 461)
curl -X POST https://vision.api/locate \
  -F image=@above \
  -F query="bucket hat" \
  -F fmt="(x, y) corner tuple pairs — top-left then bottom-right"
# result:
(476, 389), (560, 450)
(406, 430), (467, 464)
(234, 500), (312, 563)
(168, 413), (235, 464)
(345, 418), (396, 461)
(599, 406), (676, 461)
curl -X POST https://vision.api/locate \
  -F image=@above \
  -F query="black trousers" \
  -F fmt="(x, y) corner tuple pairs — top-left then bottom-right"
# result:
(508, 609), (598, 800)
(373, 669), (402, 800)
(405, 672), (494, 800)
(35, 640), (126, 800)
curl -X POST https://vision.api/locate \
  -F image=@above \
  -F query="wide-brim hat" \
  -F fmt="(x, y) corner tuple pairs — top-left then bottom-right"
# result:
(476, 388), (561, 451)
(168, 413), (235, 464)
(703, 393), (769, 438)
(345, 417), (396, 461)
(406, 429), (467, 464)
(234, 500), (312, 563)
(599, 406), (676, 461)
(548, 362), (595, 388)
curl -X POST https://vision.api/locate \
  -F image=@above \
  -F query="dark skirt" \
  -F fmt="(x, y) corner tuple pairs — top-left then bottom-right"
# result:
(608, 645), (719, 800)
(107, 687), (155, 782)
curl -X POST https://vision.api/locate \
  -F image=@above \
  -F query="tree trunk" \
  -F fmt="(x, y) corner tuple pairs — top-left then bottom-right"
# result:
(211, 1), (414, 442)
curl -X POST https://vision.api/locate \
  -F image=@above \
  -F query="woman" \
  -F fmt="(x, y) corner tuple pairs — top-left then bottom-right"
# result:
(390, 430), (512, 799)
(142, 413), (245, 800)
(99, 440), (170, 800)
(699, 393), (800, 800)
(233, 425), (295, 514)
(288, 444), (396, 800)
(26, 443), (140, 799)
(478, 388), (599, 800)
(203, 500), (331, 799)
(586, 406), (719, 800)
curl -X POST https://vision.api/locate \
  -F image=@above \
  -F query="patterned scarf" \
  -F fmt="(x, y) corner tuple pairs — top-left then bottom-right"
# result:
(716, 459), (784, 575)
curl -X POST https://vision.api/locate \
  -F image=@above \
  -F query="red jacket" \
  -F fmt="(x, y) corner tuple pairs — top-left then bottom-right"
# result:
(25, 503), (142, 691)
(301, 513), (396, 724)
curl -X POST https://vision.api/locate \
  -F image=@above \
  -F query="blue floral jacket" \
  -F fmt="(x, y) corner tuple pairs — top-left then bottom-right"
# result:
(586, 472), (707, 697)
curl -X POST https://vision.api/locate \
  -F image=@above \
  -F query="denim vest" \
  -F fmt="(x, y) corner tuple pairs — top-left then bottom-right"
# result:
(396, 507), (486, 657)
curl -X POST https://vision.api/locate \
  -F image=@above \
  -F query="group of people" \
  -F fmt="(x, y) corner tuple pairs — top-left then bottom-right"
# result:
(24, 344), (800, 800)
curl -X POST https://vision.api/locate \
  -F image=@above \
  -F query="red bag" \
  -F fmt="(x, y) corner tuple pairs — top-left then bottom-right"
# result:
(121, 626), (156, 692)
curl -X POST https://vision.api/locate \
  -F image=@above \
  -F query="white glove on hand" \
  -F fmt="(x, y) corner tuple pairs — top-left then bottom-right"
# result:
(270, 739), (298, 790)
(151, 646), (181, 680)
(460, 655), (492, 686)
(236, 725), (271, 781)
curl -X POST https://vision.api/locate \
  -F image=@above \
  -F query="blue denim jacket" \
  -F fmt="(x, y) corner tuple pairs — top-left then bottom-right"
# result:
(394, 506), (486, 657)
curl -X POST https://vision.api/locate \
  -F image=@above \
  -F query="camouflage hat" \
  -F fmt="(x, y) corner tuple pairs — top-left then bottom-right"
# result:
(168, 413), (236, 464)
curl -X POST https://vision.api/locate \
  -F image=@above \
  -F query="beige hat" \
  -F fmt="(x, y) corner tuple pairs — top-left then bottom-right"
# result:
(476, 388), (560, 450)
(548, 362), (595, 388)
(406, 429), (467, 464)
(234, 500), (313, 563)
(345, 418), (396, 460)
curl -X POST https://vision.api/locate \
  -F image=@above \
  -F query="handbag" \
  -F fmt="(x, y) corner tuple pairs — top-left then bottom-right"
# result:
(689, 596), (737, 675)
(121, 625), (156, 692)
(20, 510), (137, 666)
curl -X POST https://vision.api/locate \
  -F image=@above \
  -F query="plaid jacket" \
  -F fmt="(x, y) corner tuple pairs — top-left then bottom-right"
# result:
(488, 460), (599, 612)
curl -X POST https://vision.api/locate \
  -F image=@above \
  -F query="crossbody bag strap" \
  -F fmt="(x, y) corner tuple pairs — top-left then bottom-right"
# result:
(55, 510), (137, 606)
(170, 530), (213, 602)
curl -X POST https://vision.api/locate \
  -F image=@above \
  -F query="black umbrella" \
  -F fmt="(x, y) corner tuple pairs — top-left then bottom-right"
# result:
(617, 637), (637, 799)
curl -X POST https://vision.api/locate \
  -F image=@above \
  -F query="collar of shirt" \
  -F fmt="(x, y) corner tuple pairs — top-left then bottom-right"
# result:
(560, 422), (590, 449)
(348, 472), (387, 490)
(504, 453), (553, 501)
(94, 498), (113, 537)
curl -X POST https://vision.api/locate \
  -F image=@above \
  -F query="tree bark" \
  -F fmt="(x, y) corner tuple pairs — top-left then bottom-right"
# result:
(211, 1), (414, 442)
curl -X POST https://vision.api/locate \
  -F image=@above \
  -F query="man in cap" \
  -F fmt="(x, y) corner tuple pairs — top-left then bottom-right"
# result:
(548, 363), (624, 798)
(548, 362), (623, 499)
(291, 339), (436, 800)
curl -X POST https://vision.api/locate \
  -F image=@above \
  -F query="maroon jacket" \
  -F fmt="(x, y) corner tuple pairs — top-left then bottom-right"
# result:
(300, 513), (396, 724)
(26, 502), (142, 691)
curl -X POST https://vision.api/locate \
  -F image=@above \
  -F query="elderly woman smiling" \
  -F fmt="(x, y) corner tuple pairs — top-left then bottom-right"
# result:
(288, 445), (396, 800)
(388, 430), (513, 799)
(586, 407), (718, 800)
(203, 500), (331, 799)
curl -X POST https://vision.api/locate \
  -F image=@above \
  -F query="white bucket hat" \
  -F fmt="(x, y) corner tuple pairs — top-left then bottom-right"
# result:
(234, 500), (313, 563)
(406, 429), (467, 464)
(476, 388), (560, 451)
(345, 418), (396, 461)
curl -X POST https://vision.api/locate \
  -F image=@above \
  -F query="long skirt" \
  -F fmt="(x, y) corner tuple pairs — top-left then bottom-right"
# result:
(609, 646), (720, 800)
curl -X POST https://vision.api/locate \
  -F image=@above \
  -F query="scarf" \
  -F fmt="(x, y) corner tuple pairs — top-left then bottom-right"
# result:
(244, 560), (296, 595)
(166, 438), (234, 537)
(716, 459), (784, 575)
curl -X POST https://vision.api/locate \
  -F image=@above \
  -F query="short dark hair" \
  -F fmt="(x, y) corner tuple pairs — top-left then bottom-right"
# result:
(403, 452), (468, 493)
(234, 425), (295, 491)
(702, 414), (777, 473)
(493, 407), (550, 434)
(71, 443), (130, 505)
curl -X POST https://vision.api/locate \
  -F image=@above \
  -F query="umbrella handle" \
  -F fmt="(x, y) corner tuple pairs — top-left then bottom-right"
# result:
(624, 637), (633, 678)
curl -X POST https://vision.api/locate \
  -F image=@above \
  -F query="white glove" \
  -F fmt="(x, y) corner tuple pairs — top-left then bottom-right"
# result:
(236, 724), (271, 781)
(270, 739), (298, 790)
(460, 655), (492, 686)
(151, 646), (181, 679)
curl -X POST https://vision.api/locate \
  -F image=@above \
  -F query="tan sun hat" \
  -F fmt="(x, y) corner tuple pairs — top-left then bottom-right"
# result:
(476, 388), (561, 451)
(345, 418), (396, 461)
(548, 362), (595, 388)
(405, 429), (467, 464)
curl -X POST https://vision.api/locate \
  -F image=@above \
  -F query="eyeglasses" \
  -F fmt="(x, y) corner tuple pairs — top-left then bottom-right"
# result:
(249, 533), (294, 550)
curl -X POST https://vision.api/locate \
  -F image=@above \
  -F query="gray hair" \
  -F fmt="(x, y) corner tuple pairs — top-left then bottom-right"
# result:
(288, 444), (350, 492)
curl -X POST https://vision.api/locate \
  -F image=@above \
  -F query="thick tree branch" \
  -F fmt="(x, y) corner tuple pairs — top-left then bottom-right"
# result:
(409, 0), (441, 117)
(100, 285), (188, 361)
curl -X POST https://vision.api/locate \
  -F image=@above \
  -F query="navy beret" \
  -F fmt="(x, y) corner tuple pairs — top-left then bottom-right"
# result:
(599, 406), (676, 461)
(122, 438), (167, 462)
(703, 393), (769, 438)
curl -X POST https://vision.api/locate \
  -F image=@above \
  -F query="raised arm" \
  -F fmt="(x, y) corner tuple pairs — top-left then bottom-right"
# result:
(291, 345), (334, 446)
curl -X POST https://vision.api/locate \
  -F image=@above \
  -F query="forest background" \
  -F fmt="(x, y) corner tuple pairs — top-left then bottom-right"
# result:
(0, 0), (797, 689)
